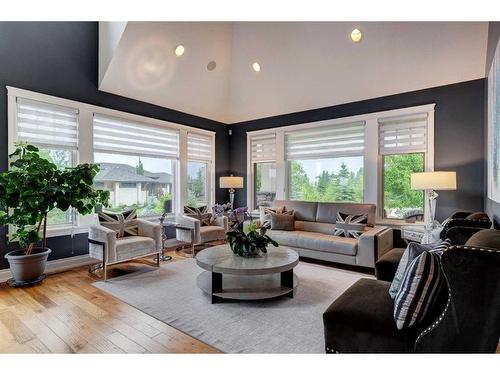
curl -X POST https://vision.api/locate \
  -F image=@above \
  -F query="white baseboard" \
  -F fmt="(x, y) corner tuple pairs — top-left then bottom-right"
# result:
(0, 254), (96, 283)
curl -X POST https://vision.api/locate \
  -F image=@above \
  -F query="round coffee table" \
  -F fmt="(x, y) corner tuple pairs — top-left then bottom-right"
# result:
(195, 244), (299, 303)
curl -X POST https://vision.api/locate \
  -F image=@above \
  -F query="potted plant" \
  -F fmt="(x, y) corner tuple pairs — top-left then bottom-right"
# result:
(226, 207), (278, 257)
(0, 144), (109, 285)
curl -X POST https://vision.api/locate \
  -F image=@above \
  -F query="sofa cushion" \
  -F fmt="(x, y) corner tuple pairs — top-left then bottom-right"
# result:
(323, 278), (418, 353)
(200, 226), (226, 243)
(272, 200), (318, 222)
(115, 236), (156, 261)
(259, 206), (286, 228)
(465, 228), (500, 249)
(267, 229), (358, 256)
(375, 248), (405, 282)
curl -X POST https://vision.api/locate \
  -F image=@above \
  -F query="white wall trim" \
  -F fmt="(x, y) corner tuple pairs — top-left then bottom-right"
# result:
(0, 254), (96, 283)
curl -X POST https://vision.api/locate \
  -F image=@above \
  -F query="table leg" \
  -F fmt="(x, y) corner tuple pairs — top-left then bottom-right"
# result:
(281, 269), (294, 298)
(211, 272), (223, 304)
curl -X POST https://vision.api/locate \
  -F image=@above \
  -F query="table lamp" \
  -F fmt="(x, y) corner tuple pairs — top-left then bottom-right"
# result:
(410, 171), (457, 229)
(220, 176), (244, 209)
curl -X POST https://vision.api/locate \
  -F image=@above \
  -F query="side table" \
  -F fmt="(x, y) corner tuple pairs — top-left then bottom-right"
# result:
(401, 224), (442, 245)
(158, 215), (195, 261)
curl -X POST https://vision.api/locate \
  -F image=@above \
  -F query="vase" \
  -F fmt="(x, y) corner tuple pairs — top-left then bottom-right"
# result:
(241, 245), (263, 258)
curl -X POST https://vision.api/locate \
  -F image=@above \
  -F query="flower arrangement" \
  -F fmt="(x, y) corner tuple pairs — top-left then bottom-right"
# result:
(225, 207), (278, 257)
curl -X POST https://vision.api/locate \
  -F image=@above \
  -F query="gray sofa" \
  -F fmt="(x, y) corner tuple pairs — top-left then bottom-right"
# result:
(259, 200), (393, 268)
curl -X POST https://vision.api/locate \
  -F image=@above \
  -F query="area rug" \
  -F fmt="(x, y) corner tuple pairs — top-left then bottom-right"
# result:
(94, 259), (369, 353)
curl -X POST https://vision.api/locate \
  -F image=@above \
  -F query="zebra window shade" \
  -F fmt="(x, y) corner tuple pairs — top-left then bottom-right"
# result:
(93, 114), (179, 158)
(285, 122), (365, 160)
(188, 133), (213, 161)
(379, 113), (428, 155)
(251, 133), (276, 162)
(16, 97), (79, 150)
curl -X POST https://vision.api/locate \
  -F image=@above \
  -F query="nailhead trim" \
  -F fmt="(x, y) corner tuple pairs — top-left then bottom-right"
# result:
(325, 346), (339, 353)
(415, 245), (499, 349)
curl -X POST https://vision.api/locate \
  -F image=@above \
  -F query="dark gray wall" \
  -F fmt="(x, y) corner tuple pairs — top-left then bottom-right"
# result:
(485, 22), (500, 228)
(0, 22), (230, 269)
(229, 79), (486, 222)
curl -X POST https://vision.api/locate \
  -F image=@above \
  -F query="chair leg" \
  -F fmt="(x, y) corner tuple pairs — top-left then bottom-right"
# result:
(156, 253), (160, 267)
(103, 261), (107, 281)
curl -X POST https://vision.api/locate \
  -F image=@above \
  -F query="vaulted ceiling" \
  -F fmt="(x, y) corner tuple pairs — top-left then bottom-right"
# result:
(99, 22), (489, 124)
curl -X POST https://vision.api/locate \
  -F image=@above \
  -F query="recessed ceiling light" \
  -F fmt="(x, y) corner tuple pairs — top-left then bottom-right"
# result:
(207, 61), (217, 71)
(350, 29), (363, 43)
(252, 62), (261, 72)
(175, 44), (185, 56)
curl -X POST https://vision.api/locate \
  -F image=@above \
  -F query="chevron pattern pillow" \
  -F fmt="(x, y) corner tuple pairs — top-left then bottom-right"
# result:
(184, 205), (214, 226)
(393, 250), (444, 330)
(98, 209), (138, 238)
(333, 212), (368, 239)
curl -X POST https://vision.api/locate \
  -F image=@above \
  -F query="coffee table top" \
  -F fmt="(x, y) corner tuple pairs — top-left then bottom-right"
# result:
(195, 244), (299, 275)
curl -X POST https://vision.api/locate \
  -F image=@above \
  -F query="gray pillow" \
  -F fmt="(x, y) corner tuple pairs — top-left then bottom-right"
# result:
(388, 239), (450, 299)
(270, 211), (295, 231)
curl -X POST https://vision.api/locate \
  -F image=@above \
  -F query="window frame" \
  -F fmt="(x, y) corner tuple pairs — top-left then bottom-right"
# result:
(246, 104), (435, 225)
(7, 86), (216, 238)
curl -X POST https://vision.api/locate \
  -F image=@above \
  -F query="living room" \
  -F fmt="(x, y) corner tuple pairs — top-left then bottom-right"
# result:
(1, 1), (499, 373)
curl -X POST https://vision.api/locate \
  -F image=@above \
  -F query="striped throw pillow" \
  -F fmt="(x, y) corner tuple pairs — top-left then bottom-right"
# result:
(393, 250), (444, 330)
(389, 238), (450, 298)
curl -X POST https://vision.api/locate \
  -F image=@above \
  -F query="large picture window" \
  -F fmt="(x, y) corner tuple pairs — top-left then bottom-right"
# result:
(187, 133), (212, 208)
(285, 122), (365, 203)
(254, 162), (277, 208)
(93, 114), (179, 217)
(288, 157), (363, 202)
(379, 113), (429, 220)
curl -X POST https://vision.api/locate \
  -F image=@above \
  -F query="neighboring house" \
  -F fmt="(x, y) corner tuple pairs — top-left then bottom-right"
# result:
(94, 163), (172, 207)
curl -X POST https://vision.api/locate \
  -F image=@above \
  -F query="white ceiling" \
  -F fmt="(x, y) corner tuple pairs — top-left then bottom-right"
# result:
(99, 22), (489, 124)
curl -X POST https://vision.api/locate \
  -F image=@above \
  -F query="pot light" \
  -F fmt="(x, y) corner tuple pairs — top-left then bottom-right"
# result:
(350, 29), (363, 43)
(252, 62), (261, 72)
(207, 61), (217, 71)
(175, 44), (185, 56)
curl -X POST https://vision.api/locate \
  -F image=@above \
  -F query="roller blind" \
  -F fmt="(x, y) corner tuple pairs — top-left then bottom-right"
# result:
(188, 133), (213, 161)
(16, 97), (79, 150)
(93, 114), (179, 158)
(285, 122), (365, 160)
(251, 133), (276, 162)
(379, 113), (428, 155)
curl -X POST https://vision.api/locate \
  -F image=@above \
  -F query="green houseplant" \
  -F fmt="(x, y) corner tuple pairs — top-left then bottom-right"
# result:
(226, 207), (278, 257)
(0, 144), (109, 285)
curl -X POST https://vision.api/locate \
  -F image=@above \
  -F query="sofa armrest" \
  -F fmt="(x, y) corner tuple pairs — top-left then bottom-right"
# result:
(137, 219), (162, 251)
(214, 215), (228, 231)
(176, 215), (201, 244)
(89, 224), (117, 263)
(356, 226), (393, 268)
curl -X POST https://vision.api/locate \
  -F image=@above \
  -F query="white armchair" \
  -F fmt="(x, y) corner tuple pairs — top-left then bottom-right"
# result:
(176, 215), (228, 254)
(88, 219), (162, 280)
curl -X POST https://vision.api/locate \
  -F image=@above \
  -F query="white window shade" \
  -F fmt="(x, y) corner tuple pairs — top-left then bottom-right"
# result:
(251, 133), (276, 162)
(188, 133), (213, 161)
(93, 114), (179, 158)
(379, 113), (428, 155)
(16, 97), (79, 150)
(285, 122), (365, 160)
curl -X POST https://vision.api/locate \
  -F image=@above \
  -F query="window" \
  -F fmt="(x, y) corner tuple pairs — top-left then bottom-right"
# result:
(254, 162), (277, 208)
(93, 114), (179, 216)
(15, 98), (79, 226)
(285, 122), (365, 203)
(379, 113), (428, 220)
(288, 157), (363, 202)
(187, 133), (213, 208)
(249, 134), (277, 209)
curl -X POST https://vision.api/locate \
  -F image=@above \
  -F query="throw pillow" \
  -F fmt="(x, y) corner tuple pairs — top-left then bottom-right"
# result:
(260, 206), (286, 228)
(98, 209), (138, 238)
(333, 212), (368, 239)
(270, 211), (295, 231)
(393, 251), (444, 330)
(389, 238), (451, 298)
(465, 212), (490, 221)
(184, 205), (214, 226)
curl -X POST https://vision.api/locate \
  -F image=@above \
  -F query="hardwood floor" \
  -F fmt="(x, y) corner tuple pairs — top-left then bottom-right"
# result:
(0, 250), (220, 353)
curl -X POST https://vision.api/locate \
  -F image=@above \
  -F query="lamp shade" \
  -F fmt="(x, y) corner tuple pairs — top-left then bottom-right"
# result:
(219, 176), (244, 189)
(410, 171), (457, 191)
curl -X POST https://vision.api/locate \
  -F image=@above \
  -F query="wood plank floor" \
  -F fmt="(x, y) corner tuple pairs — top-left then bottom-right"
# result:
(1, 251), (498, 354)
(0, 250), (220, 353)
